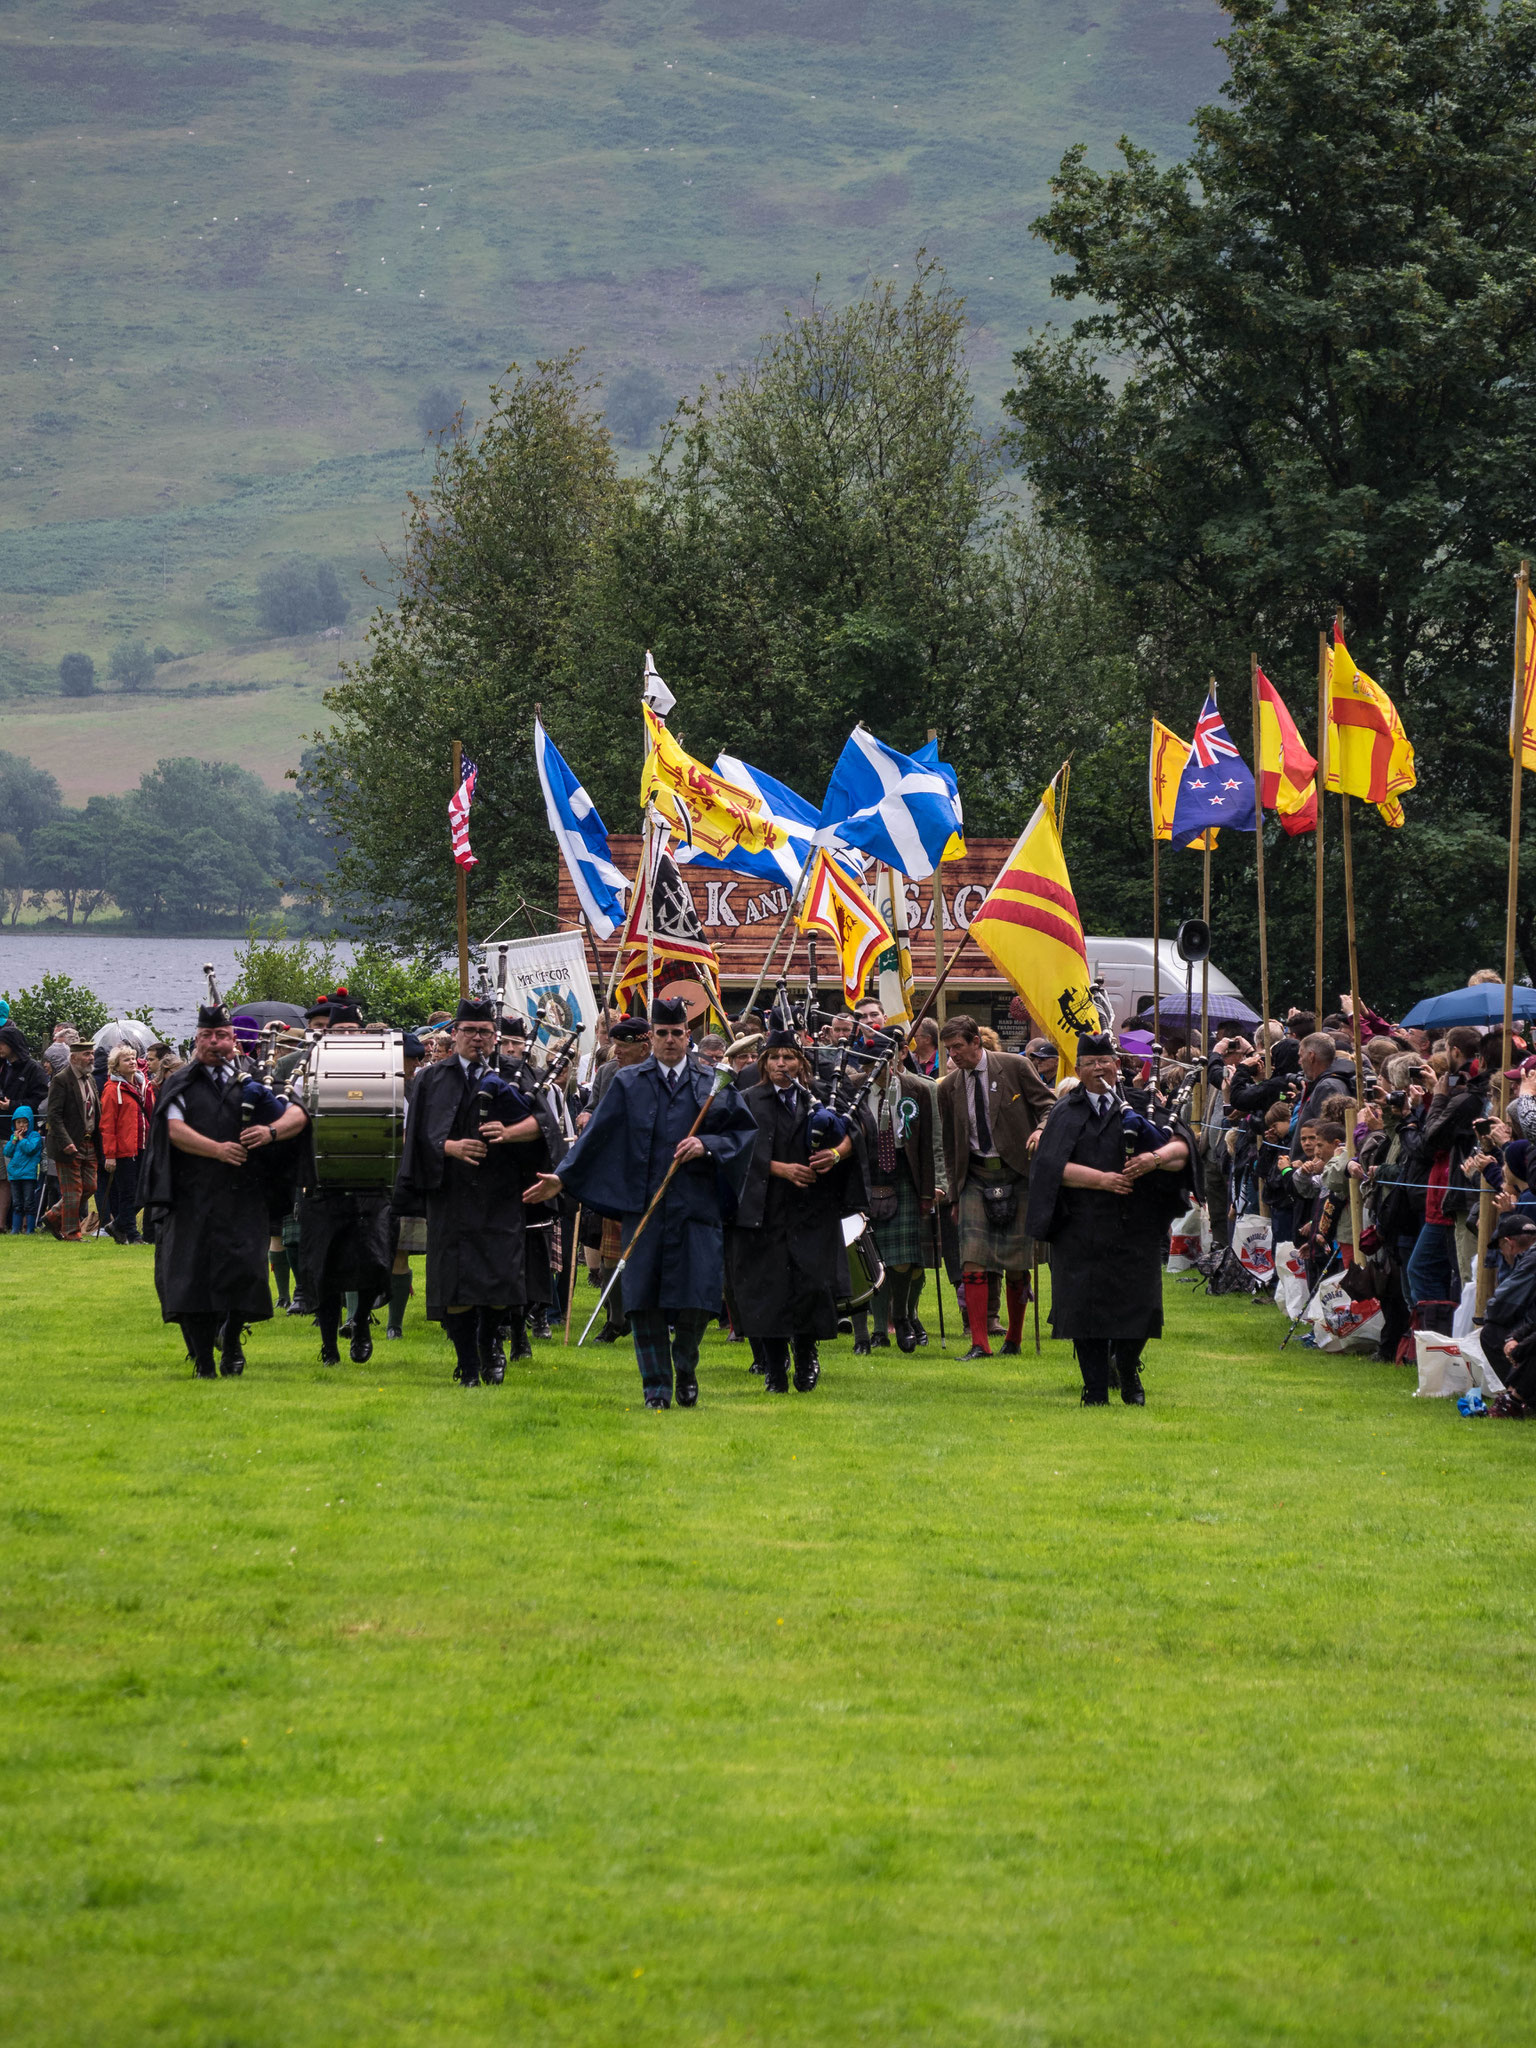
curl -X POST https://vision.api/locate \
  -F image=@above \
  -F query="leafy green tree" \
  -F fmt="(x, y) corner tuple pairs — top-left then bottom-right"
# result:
(225, 920), (343, 1008)
(0, 832), (26, 928)
(256, 558), (349, 636)
(309, 354), (626, 951)
(343, 945), (460, 1025)
(58, 652), (96, 697)
(108, 638), (155, 692)
(108, 760), (282, 929)
(415, 384), (463, 441)
(26, 801), (117, 925)
(3, 973), (111, 1047)
(0, 750), (63, 848)
(1006, 0), (1536, 1011)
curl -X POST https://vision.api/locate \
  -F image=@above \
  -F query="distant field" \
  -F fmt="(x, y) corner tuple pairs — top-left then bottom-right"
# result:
(0, 0), (1229, 788)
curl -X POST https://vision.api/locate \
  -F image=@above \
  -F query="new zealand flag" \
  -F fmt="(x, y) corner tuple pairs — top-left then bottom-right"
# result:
(1171, 694), (1256, 848)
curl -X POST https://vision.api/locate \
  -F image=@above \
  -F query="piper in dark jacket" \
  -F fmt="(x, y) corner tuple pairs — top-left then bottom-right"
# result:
(391, 998), (551, 1387)
(139, 1004), (309, 1378)
(1026, 1031), (1191, 1406)
(522, 999), (758, 1409)
(727, 1031), (861, 1393)
(294, 998), (395, 1368)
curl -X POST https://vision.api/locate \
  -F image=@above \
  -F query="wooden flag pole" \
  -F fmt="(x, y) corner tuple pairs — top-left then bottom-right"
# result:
(1340, 786), (1366, 1257)
(1250, 652), (1272, 1078)
(563, 1204), (583, 1346)
(928, 728), (950, 1063)
(452, 739), (470, 997)
(1315, 630), (1328, 1020)
(643, 808), (656, 1014)
(1151, 830), (1162, 1048)
(1479, 558), (1532, 1316)
(1200, 836), (1212, 1062)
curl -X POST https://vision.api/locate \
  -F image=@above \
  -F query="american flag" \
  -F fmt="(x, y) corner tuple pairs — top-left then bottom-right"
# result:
(1191, 702), (1241, 769)
(449, 755), (479, 869)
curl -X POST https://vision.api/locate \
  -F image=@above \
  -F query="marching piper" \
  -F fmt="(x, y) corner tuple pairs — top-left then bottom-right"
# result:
(1025, 1029), (1192, 1406)
(522, 998), (758, 1410)
(293, 994), (394, 1367)
(139, 1002), (309, 1378)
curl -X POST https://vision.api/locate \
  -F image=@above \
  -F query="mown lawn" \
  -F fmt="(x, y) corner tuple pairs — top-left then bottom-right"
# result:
(1, 1238), (1532, 2046)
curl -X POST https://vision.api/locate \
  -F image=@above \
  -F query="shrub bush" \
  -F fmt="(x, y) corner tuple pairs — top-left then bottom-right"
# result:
(58, 652), (96, 697)
(3, 972), (111, 1049)
(107, 638), (155, 692)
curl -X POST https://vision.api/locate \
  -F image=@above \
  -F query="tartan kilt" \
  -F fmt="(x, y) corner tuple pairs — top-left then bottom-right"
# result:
(870, 1164), (929, 1268)
(958, 1168), (1033, 1274)
(395, 1214), (428, 1256)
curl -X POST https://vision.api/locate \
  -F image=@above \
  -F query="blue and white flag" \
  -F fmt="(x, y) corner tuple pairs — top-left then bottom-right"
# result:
(814, 726), (966, 879)
(533, 718), (630, 939)
(1170, 693), (1256, 849)
(674, 753), (867, 887)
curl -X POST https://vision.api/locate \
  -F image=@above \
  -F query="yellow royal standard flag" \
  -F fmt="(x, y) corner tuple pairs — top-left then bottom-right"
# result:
(641, 706), (788, 864)
(1325, 633), (1416, 829)
(1149, 719), (1217, 851)
(1512, 583), (1536, 772)
(798, 849), (892, 1005)
(969, 775), (1097, 1075)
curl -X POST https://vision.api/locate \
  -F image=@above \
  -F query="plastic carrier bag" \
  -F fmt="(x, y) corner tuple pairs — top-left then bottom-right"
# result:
(1167, 1204), (1203, 1273)
(1308, 1276), (1384, 1354)
(1413, 1328), (1505, 1399)
(1232, 1213), (1274, 1284)
(1274, 1241), (1310, 1320)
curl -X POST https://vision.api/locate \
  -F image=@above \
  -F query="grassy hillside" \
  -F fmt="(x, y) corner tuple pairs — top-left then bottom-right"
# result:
(0, 0), (1228, 782)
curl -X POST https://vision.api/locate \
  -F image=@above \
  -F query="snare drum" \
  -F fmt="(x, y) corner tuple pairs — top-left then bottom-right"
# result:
(838, 1211), (885, 1312)
(302, 1032), (406, 1191)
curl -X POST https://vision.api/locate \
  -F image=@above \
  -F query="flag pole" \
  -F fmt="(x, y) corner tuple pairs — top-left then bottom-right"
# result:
(1337, 610), (1366, 1259)
(1250, 653), (1271, 1078)
(643, 808), (655, 1013)
(1315, 629), (1328, 1020)
(1200, 681), (1214, 1064)
(928, 728), (950, 1061)
(452, 739), (469, 998)
(1480, 558), (1531, 1317)
(734, 862), (813, 1027)
(1151, 829), (1161, 1048)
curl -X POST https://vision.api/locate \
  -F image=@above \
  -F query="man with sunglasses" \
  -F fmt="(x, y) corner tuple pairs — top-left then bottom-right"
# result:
(523, 998), (757, 1409)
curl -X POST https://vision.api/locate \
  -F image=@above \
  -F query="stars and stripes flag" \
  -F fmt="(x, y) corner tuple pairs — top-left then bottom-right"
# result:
(1170, 694), (1256, 849)
(449, 755), (479, 869)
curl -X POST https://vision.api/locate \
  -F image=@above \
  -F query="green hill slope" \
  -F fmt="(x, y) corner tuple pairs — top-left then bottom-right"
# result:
(0, 0), (1227, 787)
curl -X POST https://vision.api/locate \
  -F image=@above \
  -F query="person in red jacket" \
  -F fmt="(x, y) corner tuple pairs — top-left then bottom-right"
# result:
(100, 1043), (153, 1245)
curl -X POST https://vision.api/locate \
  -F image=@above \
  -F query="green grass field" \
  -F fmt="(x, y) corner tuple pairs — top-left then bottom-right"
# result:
(4, 1239), (1531, 2046)
(0, 0), (1228, 743)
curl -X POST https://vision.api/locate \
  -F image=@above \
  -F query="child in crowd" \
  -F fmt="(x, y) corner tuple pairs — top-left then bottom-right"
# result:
(4, 1105), (43, 1232)
(1290, 1118), (1352, 1273)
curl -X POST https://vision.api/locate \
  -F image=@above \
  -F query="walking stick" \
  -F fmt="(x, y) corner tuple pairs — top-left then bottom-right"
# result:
(930, 1205), (947, 1354)
(1032, 1244), (1042, 1354)
(575, 1073), (731, 1346)
(563, 1203), (582, 1347)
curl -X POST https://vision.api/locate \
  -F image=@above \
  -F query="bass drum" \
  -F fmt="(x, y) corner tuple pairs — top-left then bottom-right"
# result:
(837, 1210), (885, 1312)
(302, 1031), (405, 1192)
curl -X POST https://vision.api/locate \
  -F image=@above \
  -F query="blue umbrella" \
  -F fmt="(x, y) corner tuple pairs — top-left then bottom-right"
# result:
(1401, 984), (1536, 1029)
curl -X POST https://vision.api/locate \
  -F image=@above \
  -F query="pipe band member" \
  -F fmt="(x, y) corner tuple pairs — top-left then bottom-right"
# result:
(294, 995), (394, 1367)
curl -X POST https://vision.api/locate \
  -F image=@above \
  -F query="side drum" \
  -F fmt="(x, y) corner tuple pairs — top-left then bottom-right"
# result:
(302, 1032), (405, 1192)
(838, 1211), (885, 1313)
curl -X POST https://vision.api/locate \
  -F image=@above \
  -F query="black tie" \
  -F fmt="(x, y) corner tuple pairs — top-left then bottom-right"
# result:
(973, 1070), (993, 1152)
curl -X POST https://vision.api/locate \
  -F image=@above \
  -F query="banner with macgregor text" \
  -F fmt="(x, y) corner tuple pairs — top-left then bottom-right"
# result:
(484, 930), (599, 1075)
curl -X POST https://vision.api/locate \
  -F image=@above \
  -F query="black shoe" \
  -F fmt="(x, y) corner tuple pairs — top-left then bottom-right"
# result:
(853, 1339), (872, 1356)
(288, 1293), (314, 1317)
(749, 1358), (766, 1375)
(1001, 1339), (1021, 1357)
(764, 1371), (790, 1393)
(674, 1376), (698, 1407)
(643, 1392), (670, 1409)
(595, 1326), (621, 1344)
(482, 1353), (505, 1386)
(587, 1268), (600, 1287)
(529, 1310), (552, 1341)
(385, 1325), (403, 1340)
(793, 1362), (820, 1392)
(194, 1360), (217, 1380)
(894, 1319), (918, 1354)
(319, 1346), (341, 1366)
(725, 1330), (744, 1343)
(912, 1318), (929, 1348)
(457, 1365), (482, 1387)
(869, 1333), (891, 1349)
(1080, 1389), (1110, 1406)
(961, 1343), (991, 1361)
(275, 1296), (290, 1311)
(350, 1321), (374, 1365)
(339, 1318), (353, 1339)
(220, 1326), (246, 1376)
(1120, 1372), (1146, 1406)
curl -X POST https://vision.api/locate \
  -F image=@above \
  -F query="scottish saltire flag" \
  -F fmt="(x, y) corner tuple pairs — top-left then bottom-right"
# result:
(1171, 694), (1256, 849)
(911, 736), (967, 860)
(534, 718), (630, 938)
(814, 726), (966, 879)
(449, 755), (479, 869)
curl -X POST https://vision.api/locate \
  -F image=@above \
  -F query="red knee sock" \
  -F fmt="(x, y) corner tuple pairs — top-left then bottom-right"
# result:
(1005, 1276), (1028, 1345)
(963, 1267), (991, 1353)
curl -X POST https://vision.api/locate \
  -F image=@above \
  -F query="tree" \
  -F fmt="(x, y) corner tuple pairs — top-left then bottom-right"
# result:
(225, 920), (343, 1008)
(27, 802), (116, 926)
(416, 383), (463, 441)
(308, 354), (626, 951)
(2, 973), (111, 1047)
(0, 832), (26, 928)
(107, 759), (283, 929)
(257, 557), (349, 636)
(1005, 0), (1536, 1011)
(0, 750), (63, 849)
(108, 638), (155, 692)
(604, 366), (672, 448)
(58, 652), (96, 697)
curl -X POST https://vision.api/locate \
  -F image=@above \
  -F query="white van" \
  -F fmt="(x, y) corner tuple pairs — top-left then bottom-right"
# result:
(1082, 936), (1253, 1033)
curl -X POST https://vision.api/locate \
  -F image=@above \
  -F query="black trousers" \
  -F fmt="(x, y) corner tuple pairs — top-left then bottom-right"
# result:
(758, 1336), (818, 1390)
(1073, 1336), (1145, 1400)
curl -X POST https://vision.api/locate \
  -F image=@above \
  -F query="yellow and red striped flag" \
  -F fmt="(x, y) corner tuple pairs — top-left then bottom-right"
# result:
(1149, 719), (1217, 851)
(968, 774), (1097, 1075)
(1325, 630), (1415, 829)
(797, 849), (892, 1005)
(1255, 668), (1317, 835)
(1511, 582), (1536, 771)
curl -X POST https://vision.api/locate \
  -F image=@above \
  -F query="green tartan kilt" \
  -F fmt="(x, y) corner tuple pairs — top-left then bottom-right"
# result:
(958, 1167), (1033, 1274)
(870, 1162), (931, 1268)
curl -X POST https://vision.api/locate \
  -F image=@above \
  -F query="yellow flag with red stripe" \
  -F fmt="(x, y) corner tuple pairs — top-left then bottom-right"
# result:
(968, 776), (1097, 1075)
(1511, 584), (1536, 772)
(1325, 633), (1415, 828)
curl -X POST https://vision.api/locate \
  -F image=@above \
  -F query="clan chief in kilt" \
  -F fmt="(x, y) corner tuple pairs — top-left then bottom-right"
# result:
(936, 1014), (1057, 1358)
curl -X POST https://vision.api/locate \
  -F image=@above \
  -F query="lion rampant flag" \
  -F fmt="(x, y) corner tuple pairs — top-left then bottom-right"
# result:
(641, 705), (788, 864)
(1149, 719), (1216, 851)
(1326, 630), (1415, 829)
(797, 849), (892, 1005)
(1511, 582), (1536, 772)
(968, 773), (1097, 1075)
(1255, 668), (1318, 835)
